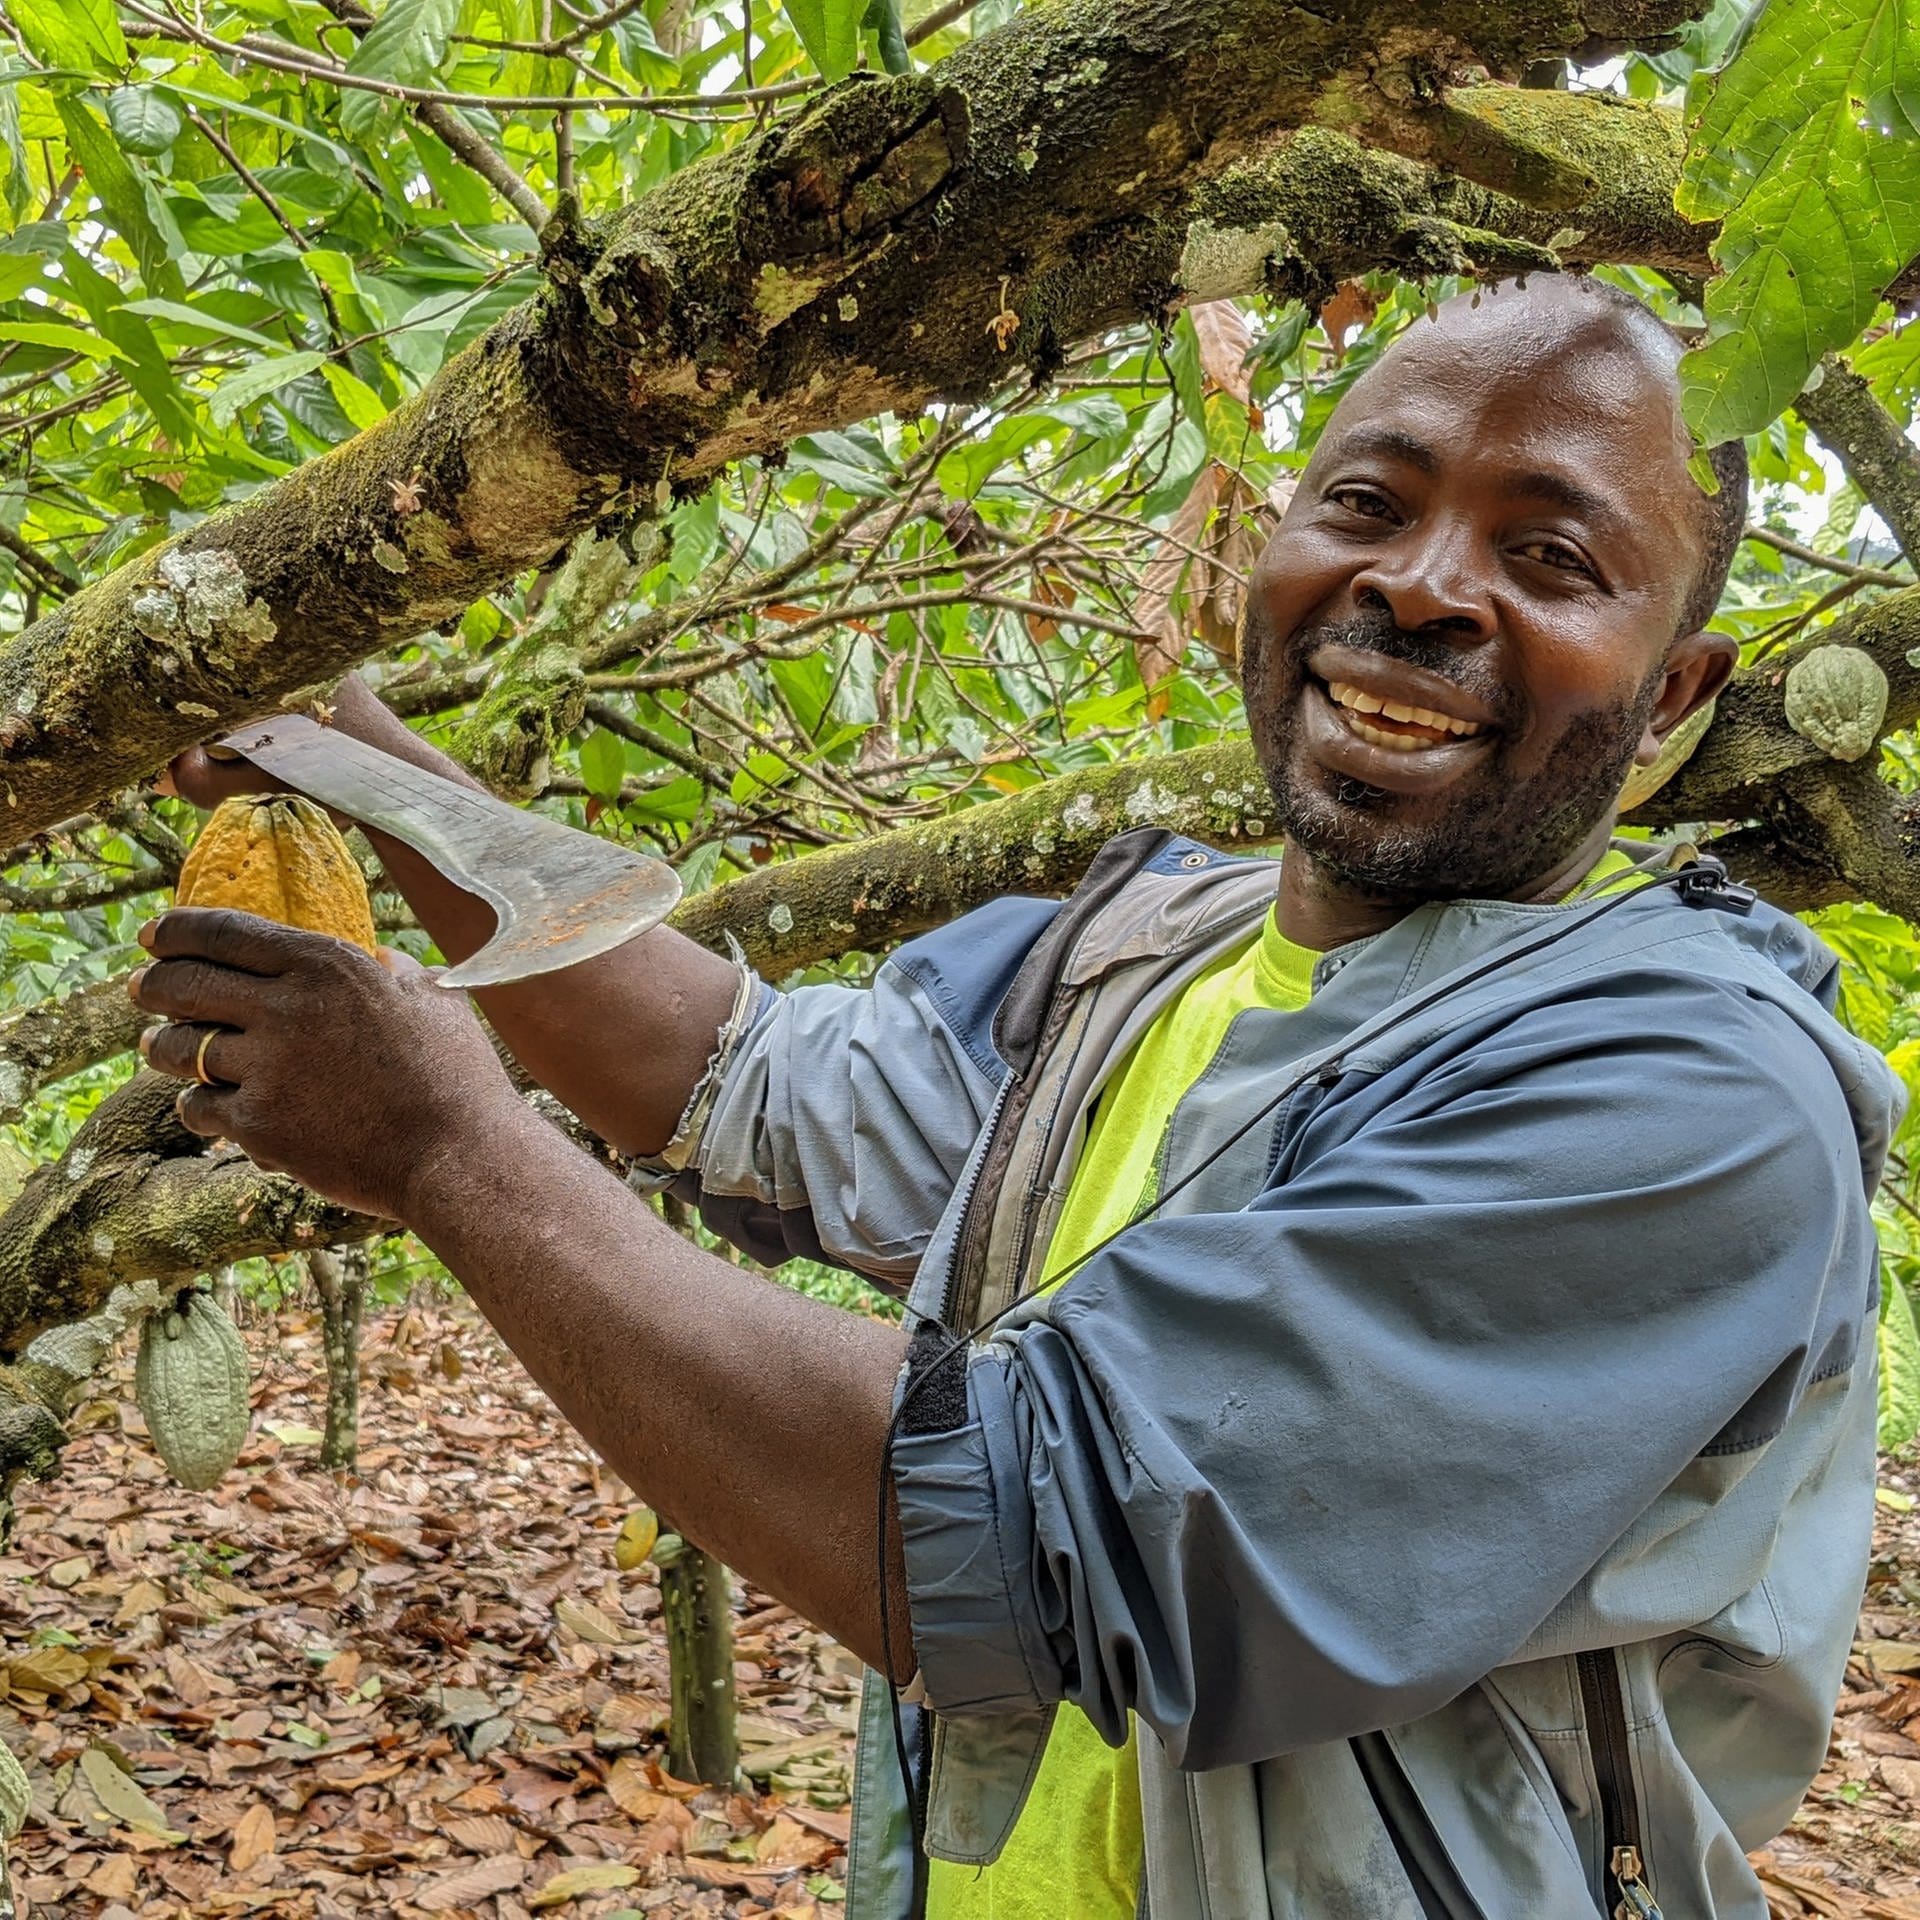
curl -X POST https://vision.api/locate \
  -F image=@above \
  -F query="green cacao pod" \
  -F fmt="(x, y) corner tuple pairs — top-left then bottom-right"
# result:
(1782, 645), (1888, 763)
(0, 1734), (29, 1839)
(135, 1292), (251, 1491)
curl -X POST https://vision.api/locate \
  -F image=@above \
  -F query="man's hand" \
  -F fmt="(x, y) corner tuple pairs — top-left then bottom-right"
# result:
(156, 676), (740, 1161)
(131, 907), (524, 1221)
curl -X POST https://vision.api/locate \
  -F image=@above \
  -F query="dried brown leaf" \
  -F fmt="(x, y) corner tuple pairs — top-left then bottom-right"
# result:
(228, 1802), (276, 1874)
(414, 1852), (527, 1911)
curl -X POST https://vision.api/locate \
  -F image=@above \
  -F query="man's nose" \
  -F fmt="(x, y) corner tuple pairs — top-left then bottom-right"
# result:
(1347, 523), (1497, 642)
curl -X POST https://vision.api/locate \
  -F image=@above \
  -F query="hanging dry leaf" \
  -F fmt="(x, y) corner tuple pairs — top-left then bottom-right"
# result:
(1189, 301), (1256, 408)
(1133, 465), (1226, 700)
(1132, 469), (1296, 705)
(229, 1802), (276, 1873)
(1319, 279), (1380, 364)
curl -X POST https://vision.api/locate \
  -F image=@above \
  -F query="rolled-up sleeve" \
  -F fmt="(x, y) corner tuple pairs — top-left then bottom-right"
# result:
(638, 896), (1058, 1288)
(894, 986), (1890, 1769)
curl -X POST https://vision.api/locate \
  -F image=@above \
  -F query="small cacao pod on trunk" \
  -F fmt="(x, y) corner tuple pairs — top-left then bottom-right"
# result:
(176, 794), (376, 951)
(1782, 644), (1888, 763)
(135, 1291), (251, 1490)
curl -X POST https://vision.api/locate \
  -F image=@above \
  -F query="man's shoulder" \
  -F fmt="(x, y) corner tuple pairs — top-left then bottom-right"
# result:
(879, 830), (1277, 1081)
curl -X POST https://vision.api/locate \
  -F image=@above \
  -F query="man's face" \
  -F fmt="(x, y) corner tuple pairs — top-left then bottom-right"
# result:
(1239, 286), (1711, 902)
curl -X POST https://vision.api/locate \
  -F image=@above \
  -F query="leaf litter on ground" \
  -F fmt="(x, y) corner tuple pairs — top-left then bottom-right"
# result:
(0, 1299), (854, 1918)
(1, 1296), (1913, 1917)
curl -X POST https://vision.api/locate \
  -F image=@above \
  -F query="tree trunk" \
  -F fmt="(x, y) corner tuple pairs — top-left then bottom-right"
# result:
(309, 1245), (367, 1473)
(654, 1528), (739, 1788)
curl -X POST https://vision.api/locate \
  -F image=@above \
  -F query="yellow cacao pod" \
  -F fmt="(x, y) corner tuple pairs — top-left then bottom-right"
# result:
(176, 794), (376, 953)
(135, 1291), (251, 1491)
(614, 1506), (660, 1572)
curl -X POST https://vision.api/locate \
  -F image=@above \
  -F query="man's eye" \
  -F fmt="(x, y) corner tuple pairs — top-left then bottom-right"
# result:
(1327, 487), (1396, 521)
(1516, 538), (1594, 577)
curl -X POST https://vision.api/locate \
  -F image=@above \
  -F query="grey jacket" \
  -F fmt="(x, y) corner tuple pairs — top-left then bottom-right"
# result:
(644, 828), (1901, 1919)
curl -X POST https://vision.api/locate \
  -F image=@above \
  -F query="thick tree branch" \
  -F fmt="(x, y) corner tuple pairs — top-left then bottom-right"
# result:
(0, 976), (149, 1125)
(0, 0), (1702, 842)
(0, 1072), (370, 1358)
(1793, 356), (1920, 566)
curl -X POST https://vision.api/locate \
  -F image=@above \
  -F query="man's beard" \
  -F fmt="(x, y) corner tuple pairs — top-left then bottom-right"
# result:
(1250, 605), (1662, 903)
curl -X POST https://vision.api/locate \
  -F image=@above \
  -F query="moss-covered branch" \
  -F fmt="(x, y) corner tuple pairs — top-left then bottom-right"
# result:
(0, 0), (1701, 841)
(0, 1071), (370, 1358)
(0, 976), (149, 1126)
(1792, 357), (1920, 566)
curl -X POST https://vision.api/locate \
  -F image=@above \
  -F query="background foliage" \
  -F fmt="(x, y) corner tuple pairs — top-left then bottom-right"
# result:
(0, 0), (1917, 1453)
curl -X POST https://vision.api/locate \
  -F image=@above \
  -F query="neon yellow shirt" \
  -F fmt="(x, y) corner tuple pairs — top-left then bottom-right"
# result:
(926, 907), (1317, 1920)
(924, 850), (1638, 1919)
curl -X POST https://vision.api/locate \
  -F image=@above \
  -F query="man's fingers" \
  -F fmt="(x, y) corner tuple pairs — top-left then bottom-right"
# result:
(141, 1021), (240, 1087)
(131, 954), (267, 1027)
(158, 744), (287, 809)
(173, 1082), (240, 1142)
(139, 906), (309, 974)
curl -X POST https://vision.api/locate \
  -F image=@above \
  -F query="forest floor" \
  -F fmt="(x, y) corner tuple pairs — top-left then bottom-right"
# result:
(0, 1298), (1916, 1920)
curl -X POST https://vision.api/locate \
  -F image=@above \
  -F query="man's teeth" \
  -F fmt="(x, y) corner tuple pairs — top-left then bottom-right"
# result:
(1324, 679), (1485, 751)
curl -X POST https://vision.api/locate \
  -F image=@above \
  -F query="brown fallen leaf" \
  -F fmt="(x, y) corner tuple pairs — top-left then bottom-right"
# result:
(1878, 1754), (1920, 1806)
(1858, 1640), (1920, 1676)
(230, 1802), (276, 1873)
(554, 1595), (629, 1646)
(529, 1859), (641, 1906)
(414, 1852), (527, 1911)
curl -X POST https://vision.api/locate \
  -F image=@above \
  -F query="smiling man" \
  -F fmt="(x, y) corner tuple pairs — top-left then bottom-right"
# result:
(137, 277), (1898, 1920)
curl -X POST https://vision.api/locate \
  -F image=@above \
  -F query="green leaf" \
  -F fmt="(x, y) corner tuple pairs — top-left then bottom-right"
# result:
(103, 86), (182, 156)
(207, 350), (329, 428)
(780, 0), (865, 80)
(578, 727), (628, 804)
(346, 0), (462, 85)
(119, 299), (283, 353)
(54, 97), (184, 301)
(1677, 0), (1920, 444)
(321, 361), (390, 432)
(9, 0), (127, 76)
(1878, 1264), (1920, 1451)
(0, 320), (128, 363)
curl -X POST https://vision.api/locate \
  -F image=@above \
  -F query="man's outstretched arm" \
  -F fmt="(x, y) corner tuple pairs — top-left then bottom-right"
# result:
(132, 905), (914, 1672)
(164, 674), (740, 1159)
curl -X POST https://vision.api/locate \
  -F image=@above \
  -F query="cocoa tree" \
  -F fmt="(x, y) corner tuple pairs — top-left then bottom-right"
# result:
(0, 0), (1918, 1481)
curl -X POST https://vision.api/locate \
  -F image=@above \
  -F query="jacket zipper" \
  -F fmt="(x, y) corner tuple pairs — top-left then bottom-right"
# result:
(1575, 1650), (1663, 1919)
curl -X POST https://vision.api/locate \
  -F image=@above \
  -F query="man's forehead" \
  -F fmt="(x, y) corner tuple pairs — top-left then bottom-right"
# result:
(1315, 296), (1696, 516)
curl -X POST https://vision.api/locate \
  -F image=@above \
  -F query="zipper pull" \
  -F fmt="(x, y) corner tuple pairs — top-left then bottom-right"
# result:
(1610, 1845), (1663, 1919)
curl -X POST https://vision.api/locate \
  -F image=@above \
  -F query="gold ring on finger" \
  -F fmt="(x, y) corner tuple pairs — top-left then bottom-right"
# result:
(194, 1027), (222, 1087)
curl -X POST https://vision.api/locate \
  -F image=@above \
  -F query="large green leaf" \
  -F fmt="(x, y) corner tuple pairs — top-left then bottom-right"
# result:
(1879, 1264), (1920, 1451)
(1678, 0), (1920, 445)
(103, 85), (183, 157)
(345, 0), (463, 82)
(207, 350), (329, 428)
(779, 0), (866, 80)
(0, 320), (129, 363)
(9, 0), (127, 76)
(54, 98), (184, 301)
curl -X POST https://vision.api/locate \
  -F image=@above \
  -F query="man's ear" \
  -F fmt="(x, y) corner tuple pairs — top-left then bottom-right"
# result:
(1633, 629), (1739, 768)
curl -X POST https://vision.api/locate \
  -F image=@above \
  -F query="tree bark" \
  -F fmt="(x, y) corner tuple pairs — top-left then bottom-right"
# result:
(0, 0), (1702, 840)
(654, 1529), (739, 1788)
(309, 1245), (367, 1473)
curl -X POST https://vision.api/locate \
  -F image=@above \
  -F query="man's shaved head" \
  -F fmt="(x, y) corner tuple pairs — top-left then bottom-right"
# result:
(1238, 272), (1745, 910)
(1542, 277), (1748, 634)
